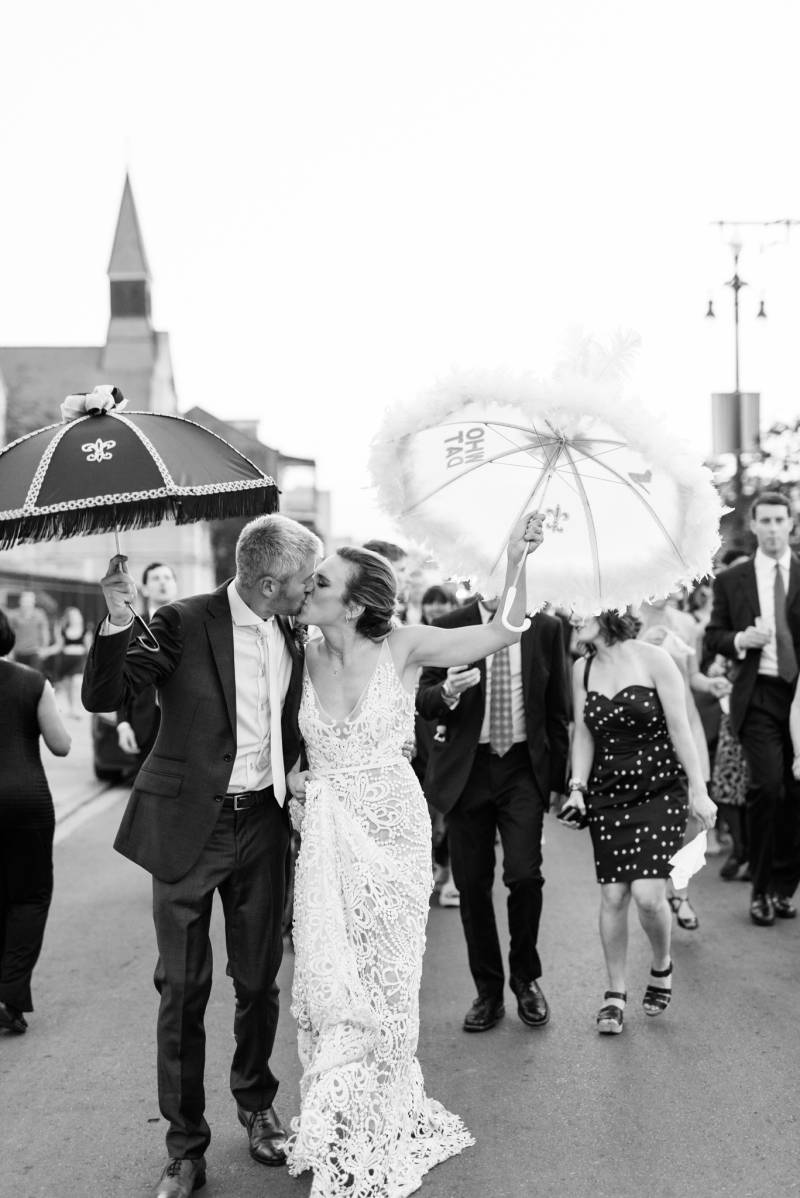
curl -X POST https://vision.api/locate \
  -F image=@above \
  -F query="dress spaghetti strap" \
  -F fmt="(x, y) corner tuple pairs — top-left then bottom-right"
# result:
(583, 654), (593, 691)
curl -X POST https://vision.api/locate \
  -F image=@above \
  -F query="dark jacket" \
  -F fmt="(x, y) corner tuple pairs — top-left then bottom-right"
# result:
(415, 602), (570, 814)
(118, 609), (160, 758)
(82, 583), (303, 882)
(704, 554), (800, 735)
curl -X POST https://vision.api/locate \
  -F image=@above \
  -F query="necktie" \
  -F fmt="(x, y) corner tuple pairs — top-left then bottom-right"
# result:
(255, 621), (287, 805)
(773, 564), (798, 685)
(489, 645), (514, 756)
(267, 619), (286, 805)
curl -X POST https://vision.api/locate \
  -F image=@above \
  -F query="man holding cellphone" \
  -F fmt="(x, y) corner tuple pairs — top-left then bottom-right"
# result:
(416, 601), (569, 1033)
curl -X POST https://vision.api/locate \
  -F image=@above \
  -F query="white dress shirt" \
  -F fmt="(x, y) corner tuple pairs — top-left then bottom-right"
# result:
(226, 580), (293, 794)
(746, 548), (793, 678)
(100, 586), (293, 796)
(477, 603), (526, 746)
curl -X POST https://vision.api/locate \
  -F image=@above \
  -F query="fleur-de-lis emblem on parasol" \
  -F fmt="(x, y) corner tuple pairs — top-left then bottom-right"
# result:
(81, 436), (117, 462)
(544, 503), (569, 533)
(81, 438), (116, 463)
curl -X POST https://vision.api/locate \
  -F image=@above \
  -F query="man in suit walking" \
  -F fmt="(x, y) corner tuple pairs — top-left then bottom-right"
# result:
(705, 491), (800, 927)
(83, 515), (321, 1198)
(416, 598), (569, 1033)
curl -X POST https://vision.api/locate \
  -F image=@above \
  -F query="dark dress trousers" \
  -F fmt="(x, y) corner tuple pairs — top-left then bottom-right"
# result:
(82, 583), (303, 1158)
(705, 556), (800, 900)
(416, 603), (569, 997)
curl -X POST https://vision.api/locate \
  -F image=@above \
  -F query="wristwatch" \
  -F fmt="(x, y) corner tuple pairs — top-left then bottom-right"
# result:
(568, 779), (587, 794)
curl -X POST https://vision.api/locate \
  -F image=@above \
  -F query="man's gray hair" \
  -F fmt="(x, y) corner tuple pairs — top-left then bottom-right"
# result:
(235, 514), (322, 587)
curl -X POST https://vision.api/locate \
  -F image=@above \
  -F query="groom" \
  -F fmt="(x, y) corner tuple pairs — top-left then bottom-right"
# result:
(82, 514), (321, 1198)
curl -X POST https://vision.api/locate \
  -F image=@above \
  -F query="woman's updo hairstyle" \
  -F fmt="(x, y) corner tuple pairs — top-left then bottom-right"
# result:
(596, 609), (641, 645)
(337, 546), (398, 641)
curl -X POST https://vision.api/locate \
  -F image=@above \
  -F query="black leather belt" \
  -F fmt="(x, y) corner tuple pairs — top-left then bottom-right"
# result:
(477, 741), (527, 756)
(219, 788), (271, 811)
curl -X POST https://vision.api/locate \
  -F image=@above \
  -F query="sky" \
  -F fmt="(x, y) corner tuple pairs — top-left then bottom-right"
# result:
(2, 1), (800, 542)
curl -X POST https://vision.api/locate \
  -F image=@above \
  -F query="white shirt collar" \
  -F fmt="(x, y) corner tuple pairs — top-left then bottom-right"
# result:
(227, 579), (274, 628)
(755, 547), (792, 573)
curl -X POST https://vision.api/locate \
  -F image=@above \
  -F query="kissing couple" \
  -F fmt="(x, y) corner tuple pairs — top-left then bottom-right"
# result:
(83, 510), (543, 1197)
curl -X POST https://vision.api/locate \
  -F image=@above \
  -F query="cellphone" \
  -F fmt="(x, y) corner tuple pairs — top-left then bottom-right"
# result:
(557, 804), (588, 829)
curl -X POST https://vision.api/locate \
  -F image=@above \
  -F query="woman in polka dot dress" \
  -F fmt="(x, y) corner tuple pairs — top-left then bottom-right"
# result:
(565, 611), (717, 1035)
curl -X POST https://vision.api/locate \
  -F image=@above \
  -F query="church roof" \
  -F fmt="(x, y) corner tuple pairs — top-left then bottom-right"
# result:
(182, 405), (280, 477)
(0, 346), (103, 442)
(107, 175), (151, 279)
(0, 344), (161, 442)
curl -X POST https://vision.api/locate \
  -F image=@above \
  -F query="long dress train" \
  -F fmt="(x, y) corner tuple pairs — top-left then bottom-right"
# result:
(287, 641), (473, 1197)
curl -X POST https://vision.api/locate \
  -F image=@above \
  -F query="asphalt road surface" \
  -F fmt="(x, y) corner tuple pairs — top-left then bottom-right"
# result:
(2, 768), (799, 1198)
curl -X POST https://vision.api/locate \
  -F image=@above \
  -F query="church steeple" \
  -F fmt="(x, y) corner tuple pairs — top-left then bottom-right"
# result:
(102, 175), (155, 375)
(107, 174), (151, 320)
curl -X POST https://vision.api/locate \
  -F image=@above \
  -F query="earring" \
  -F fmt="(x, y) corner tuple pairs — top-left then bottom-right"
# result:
(345, 611), (353, 623)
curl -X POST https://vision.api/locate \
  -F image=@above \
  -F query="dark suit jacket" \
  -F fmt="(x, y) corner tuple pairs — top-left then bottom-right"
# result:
(416, 602), (570, 815)
(704, 554), (800, 736)
(118, 608), (160, 758)
(82, 583), (304, 883)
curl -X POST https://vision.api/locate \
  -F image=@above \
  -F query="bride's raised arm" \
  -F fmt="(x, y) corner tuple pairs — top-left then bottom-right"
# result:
(395, 512), (544, 670)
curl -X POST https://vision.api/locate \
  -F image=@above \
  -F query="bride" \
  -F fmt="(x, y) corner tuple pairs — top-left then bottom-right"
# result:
(285, 511), (543, 1197)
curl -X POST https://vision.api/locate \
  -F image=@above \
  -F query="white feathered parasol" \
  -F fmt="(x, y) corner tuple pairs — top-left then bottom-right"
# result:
(369, 334), (724, 617)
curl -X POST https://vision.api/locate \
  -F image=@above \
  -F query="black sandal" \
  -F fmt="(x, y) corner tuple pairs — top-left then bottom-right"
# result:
(668, 892), (699, 929)
(596, 990), (626, 1035)
(643, 962), (673, 1016)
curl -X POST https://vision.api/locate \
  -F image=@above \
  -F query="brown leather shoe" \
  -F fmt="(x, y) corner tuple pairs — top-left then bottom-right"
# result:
(510, 977), (550, 1027)
(154, 1156), (206, 1197)
(237, 1105), (287, 1166)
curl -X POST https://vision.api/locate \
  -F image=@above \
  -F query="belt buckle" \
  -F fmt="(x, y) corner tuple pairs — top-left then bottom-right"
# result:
(232, 792), (250, 811)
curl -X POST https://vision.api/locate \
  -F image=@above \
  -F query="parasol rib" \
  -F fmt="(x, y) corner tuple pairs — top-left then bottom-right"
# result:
(115, 414), (175, 487)
(399, 422), (631, 517)
(400, 435), (564, 516)
(487, 439), (564, 578)
(562, 444), (603, 605)
(430, 417), (628, 451)
(570, 443), (689, 567)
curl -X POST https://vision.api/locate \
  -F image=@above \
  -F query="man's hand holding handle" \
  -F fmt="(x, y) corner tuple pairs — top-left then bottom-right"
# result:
(101, 554), (138, 627)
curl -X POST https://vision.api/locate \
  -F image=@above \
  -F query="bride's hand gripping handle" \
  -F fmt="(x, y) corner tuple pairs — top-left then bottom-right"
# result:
(501, 511), (545, 634)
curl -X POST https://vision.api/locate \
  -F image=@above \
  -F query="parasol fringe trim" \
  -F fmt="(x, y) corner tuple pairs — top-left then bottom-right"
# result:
(0, 489), (279, 552)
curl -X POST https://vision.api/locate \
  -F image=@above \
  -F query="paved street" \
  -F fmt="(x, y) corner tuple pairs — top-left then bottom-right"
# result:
(2, 753), (799, 1198)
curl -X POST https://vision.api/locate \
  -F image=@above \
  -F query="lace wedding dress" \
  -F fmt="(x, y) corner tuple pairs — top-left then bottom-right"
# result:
(287, 640), (473, 1197)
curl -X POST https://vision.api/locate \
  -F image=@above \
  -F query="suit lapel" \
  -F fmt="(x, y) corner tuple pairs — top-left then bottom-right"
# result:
(520, 617), (535, 705)
(462, 601), (488, 696)
(205, 586), (237, 735)
(741, 559), (760, 620)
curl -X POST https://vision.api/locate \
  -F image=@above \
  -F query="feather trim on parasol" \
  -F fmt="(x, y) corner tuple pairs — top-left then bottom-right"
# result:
(369, 336), (724, 614)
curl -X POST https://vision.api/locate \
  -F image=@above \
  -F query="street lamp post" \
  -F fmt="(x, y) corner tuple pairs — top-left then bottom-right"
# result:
(708, 220), (800, 542)
(726, 239), (748, 528)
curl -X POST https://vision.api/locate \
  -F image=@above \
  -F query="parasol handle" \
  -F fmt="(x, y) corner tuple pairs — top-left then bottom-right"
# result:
(500, 550), (532, 634)
(125, 601), (161, 654)
(111, 524), (161, 653)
